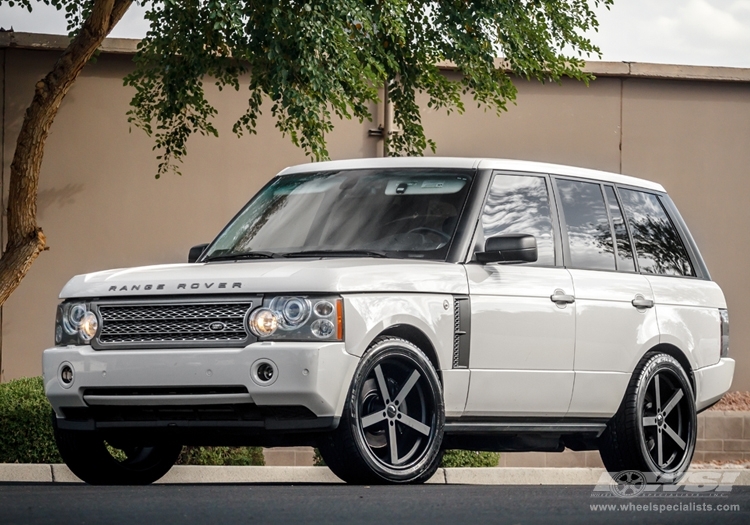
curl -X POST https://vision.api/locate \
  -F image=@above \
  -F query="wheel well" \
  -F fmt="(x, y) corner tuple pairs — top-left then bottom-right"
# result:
(377, 324), (442, 381)
(646, 343), (696, 395)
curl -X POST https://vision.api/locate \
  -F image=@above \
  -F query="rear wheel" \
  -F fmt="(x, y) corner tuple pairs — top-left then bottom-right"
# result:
(53, 418), (181, 485)
(319, 337), (444, 484)
(599, 352), (696, 483)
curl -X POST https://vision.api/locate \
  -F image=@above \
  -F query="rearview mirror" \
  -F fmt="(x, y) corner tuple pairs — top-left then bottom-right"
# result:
(476, 234), (537, 264)
(188, 244), (209, 263)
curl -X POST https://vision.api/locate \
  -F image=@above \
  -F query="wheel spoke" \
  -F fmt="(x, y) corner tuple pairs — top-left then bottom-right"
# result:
(399, 414), (431, 436)
(662, 389), (684, 417)
(388, 422), (399, 464)
(657, 429), (664, 467)
(361, 411), (386, 429)
(664, 424), (687, 450)
(654, 374), (662, 411)
(642, 416), (657, 427)
(374, 365), (390, 403)
(394, 370), (421, 406)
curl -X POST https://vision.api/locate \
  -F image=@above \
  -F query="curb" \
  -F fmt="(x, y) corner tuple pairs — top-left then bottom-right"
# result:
(3, 465), (750, 485)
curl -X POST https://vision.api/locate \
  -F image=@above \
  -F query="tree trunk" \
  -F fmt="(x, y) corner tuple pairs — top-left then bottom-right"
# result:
(0, 0), (132, 310)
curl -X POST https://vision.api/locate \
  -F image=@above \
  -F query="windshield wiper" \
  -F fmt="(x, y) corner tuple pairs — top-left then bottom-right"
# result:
(282, 250), (389, 259)
(203, 251), (280, 262)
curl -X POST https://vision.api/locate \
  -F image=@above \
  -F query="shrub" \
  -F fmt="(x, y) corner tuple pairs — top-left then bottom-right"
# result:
(177, 446), (265, 466)
(441, 450), (500, 468)
(0, 377), (62, 463)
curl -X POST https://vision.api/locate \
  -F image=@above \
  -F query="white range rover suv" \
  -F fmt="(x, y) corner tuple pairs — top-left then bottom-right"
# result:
(44, 157), (734, 485)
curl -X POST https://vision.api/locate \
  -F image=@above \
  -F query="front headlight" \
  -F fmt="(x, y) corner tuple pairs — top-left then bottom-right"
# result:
(55, 302), (99, 345)
(249, 295), (343, 341)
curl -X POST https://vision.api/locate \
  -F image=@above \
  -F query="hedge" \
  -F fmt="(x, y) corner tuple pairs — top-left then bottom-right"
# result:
(0, 377), (62, 463)
(0, 377), (264, 465)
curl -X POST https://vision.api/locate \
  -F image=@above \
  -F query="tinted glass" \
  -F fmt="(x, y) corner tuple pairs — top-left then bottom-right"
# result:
(604, 186), (636, 272)
(204, 169), (473, 261)
(557, 179), (615, 271)
(618, 189), (695, 276)
(480, 174), (555, 266)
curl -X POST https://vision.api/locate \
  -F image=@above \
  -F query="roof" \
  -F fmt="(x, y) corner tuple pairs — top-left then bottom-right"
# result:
(3, 32), (750, 84)
(278, 157), (666, 192)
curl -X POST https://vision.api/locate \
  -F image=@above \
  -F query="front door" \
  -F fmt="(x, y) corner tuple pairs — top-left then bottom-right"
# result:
(464, 172), (576, 418)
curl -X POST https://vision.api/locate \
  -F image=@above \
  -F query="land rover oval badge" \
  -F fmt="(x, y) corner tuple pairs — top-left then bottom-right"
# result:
(209, 322), (226, 331)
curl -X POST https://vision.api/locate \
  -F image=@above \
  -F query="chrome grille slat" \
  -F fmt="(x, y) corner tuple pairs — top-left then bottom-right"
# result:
(93, 299), (256, 349)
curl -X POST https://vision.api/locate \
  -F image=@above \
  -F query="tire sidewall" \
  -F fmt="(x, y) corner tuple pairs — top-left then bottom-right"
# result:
(346, 339), (445, 483)
(635, 353), (697, 482)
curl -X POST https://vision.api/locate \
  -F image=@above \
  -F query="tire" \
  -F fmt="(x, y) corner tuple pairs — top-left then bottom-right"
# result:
(599, 352), (697, 483)
(53, 418), (182, 485)
(319, 336), (445, 484)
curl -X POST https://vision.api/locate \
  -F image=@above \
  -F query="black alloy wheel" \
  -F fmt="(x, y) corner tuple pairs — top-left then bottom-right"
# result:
(599, 352), (696, 483)
(319, 337), (444, 484)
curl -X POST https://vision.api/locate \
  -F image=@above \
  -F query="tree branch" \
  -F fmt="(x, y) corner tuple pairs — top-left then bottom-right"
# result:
(1, 0), (132, 307)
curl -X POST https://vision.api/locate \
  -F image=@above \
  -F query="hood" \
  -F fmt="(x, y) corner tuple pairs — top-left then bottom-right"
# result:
(59, 258), (469, 299)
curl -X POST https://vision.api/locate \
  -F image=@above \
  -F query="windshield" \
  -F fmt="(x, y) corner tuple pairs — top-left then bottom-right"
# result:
(203, 168), (474, 261)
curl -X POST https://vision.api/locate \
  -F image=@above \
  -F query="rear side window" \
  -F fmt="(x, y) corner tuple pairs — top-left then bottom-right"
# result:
(618, 189), (695, 277)
(556, 179), (615, 271)
(481, 174), (555, 266)
(604, 186), (636, 272)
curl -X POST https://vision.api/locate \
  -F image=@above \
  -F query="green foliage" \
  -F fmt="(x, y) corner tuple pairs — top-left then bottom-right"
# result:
(313, 447), (325, 466)
(441, 450), (500, 468)
(0, 377), (62, 463)
(177, 446), (265, 466)
(6, 0), (613, 177)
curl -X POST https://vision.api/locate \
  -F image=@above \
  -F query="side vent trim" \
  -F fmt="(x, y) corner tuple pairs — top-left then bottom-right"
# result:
(452, 296), (471, 368)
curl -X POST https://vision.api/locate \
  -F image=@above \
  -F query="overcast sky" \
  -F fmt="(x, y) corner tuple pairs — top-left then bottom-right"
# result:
(2, 0), (750, 68)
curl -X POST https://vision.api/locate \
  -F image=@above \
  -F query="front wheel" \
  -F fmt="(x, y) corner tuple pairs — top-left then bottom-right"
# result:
(599, 352), (697, 483)
(53, 418), (182, 485)
(319, 337), (445, 484)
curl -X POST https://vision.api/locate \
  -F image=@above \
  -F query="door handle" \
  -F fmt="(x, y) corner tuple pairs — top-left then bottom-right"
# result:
(550, 290), (575, 305)
(632, 295), (654, 309)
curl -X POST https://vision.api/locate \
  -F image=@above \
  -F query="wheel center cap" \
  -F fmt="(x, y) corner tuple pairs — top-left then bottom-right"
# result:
(386, 404), (398, 418)
(656, 414), (663, 423)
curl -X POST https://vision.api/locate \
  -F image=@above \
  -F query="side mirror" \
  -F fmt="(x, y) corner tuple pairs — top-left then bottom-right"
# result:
(188, 244), (209, 263)
(476, 234), (538, 264)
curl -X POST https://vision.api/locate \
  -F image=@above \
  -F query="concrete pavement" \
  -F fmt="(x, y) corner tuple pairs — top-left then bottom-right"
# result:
(3, 464), (750, 485)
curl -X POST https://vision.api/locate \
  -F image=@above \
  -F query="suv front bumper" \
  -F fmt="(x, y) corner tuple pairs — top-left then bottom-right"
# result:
(43, 341), (358, 433)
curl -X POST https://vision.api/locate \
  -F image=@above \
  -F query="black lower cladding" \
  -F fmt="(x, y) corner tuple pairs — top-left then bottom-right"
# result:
(57, 402), (335, 447)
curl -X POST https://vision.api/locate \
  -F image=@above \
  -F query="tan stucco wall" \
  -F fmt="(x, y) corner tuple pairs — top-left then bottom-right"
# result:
(2, 37), (749, 392)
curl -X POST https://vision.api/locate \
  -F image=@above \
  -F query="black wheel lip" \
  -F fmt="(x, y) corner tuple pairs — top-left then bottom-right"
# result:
(350, 341), (444, 482)
(635, 355), (697, 477)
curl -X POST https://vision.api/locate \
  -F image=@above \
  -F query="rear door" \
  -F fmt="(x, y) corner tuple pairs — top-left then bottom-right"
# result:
(555, 179), (660, 418)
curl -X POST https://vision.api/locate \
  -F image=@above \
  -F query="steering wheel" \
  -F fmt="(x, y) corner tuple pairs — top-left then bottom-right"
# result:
(406, 227), (451, 242)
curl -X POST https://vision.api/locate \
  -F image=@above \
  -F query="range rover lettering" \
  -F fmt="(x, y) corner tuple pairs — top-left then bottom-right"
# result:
(43, 158), (734, 485)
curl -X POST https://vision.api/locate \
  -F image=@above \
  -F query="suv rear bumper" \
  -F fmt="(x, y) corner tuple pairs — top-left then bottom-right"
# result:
(695, 357), (735, 412)
(43, 341), (358, 434)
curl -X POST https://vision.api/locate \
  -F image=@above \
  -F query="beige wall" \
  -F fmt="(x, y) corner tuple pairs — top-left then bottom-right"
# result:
(2, 41), (750, 392)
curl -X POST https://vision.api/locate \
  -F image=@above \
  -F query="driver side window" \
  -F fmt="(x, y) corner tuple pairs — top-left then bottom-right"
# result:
(478, 174), (556, 266)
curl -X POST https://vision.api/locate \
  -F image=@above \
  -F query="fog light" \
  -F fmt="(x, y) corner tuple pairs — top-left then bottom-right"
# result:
(257, 363), (274, 382)
(60, 364), (74, 385)
(251, 359), (278, 386)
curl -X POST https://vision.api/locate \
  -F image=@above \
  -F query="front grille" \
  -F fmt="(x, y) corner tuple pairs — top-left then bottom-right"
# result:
(92, 297), (260, 350)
